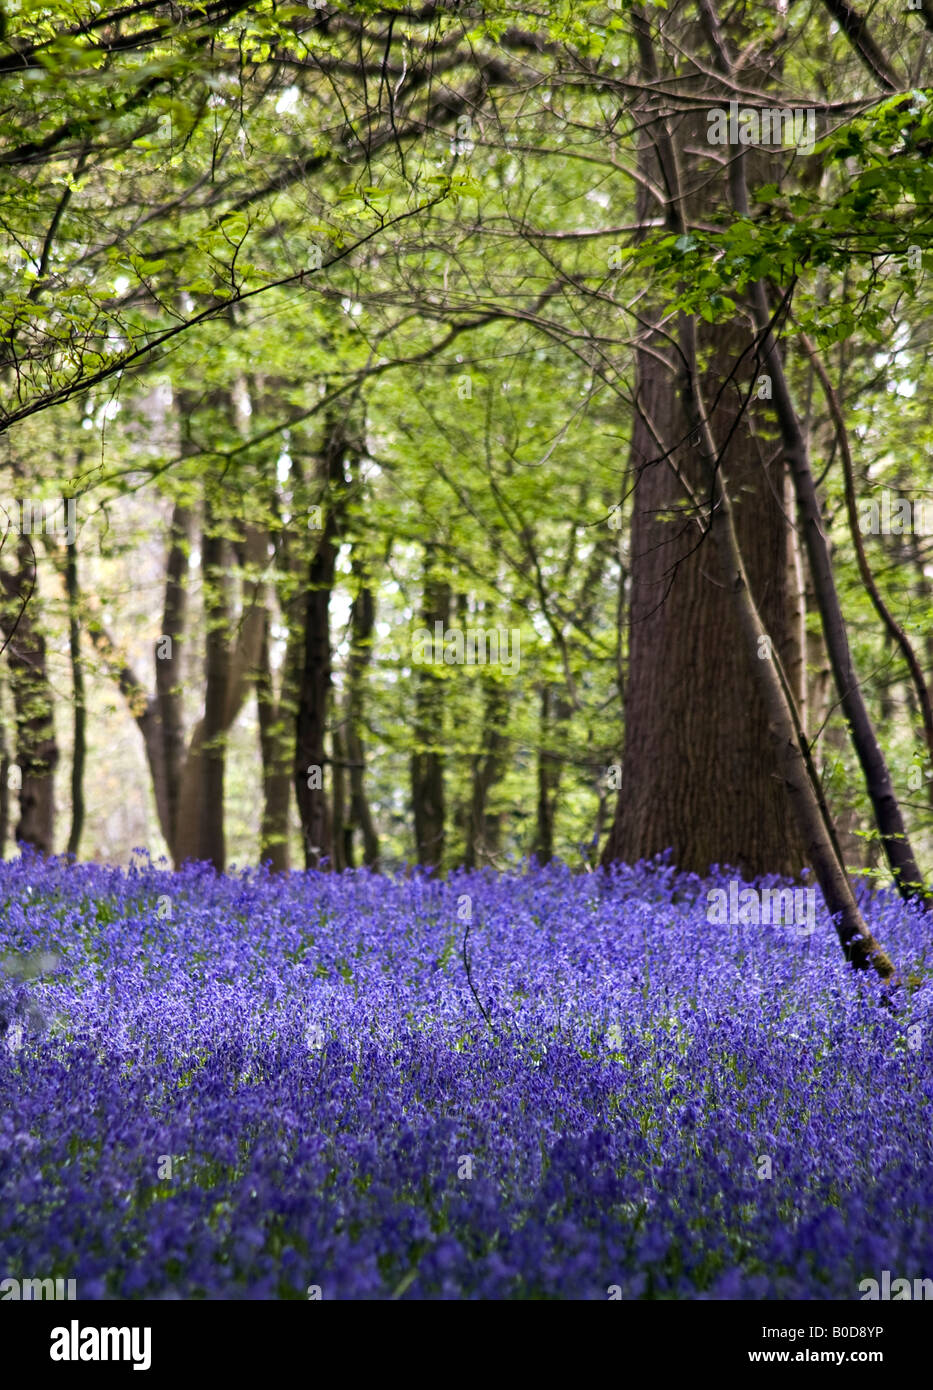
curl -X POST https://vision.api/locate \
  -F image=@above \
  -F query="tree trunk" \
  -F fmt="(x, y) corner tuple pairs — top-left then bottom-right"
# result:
(464, 675), (508, 869)
(172, 520), (267, 866)
(345, 575), (380, 868)
(197, 509), (229, 870)
(696, 0), (924, 898)
(331, 719), (349, 872)
(0, 695), (10, 858)
(600, 320), (808, 875)
(294, 416), (348, 870)
(600, 11), (807, 876)
(0, 533), (58, 853)
(64, 533), (85, 857)
(257, 603), (299, 872)
(533, 686), (557, 865)
(410, 557), (449, 868)
(701, 396), (894, 978)
(155, 501), (190, 856)
(749, 283), (925, 898)
(534, 686), (572, 865)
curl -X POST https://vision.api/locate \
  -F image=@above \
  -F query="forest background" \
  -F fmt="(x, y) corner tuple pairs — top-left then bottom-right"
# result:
(1, 0), (931, 901)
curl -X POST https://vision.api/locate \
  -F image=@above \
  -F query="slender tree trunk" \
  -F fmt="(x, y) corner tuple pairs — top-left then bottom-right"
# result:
(703, 414), (894, 977)
(294, 416), (347, 869)
(64, 533), (85, 857)
(785, 468), (808, 729)
(345, 576), (380, 868)
(464, 675), (508, 868)
(534, 686), (557, 865)
(410, 557), (448, 868)
(155, 501), (190, 855)
(673, 302), (893, 975)
(0, 533), (58, 854)
(331, 720), (349, 872)
(256, 603), (300, 872)
(749, 285), (925, 898)
(534, 686), (572, 864)
(696, 0), (924, 898)
(197, 510), (229, 870)
(0, 696), (9, 858)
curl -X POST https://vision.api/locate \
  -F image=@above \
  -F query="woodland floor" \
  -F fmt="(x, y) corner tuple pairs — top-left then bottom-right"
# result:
(2, 854), (931, 1299)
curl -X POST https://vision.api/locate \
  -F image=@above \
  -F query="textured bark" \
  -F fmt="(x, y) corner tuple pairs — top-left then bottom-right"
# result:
(0, 534), (58, 853)
(600, 10), (807, 877)
(601, 324), (807, 875)
(410, 558), (449, 868)
(702, 413), (894, 978)
(663, 0), (896, 977)
(696, 0), (923, 897)
(172, 521), (267, 865)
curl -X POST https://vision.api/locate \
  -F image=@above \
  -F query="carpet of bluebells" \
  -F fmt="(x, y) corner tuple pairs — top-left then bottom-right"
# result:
(2, 850), (932, 1300)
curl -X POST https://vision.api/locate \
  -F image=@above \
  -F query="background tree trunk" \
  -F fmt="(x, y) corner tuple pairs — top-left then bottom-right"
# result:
(172, 520), (267, 866)
(0, 694), (10, 858)
(533, 685), (564, 864)
(0, 533), (58, 853)
(344, 574), (380, 868)
(64, 532), (85, 857)
(197, 507), (229, 870)
(154, 501), (190, 857)
(294, 415), (348, 869)
(410, 556), (448, 868)
(257, 598), (300, 872)
(464, 675), (508, 867)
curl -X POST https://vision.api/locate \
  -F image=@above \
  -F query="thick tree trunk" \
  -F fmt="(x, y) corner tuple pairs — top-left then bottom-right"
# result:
(600, 11), (807, 877)
(691, 0), (923, 901)
(172, 520), (267, 866)
(600, 321), (808, 875)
